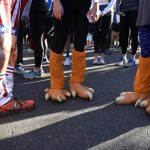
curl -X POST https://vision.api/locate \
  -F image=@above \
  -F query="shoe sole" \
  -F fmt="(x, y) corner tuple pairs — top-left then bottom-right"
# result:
(93, 63), (99, 65)
(116, 62), (127, 66)
(23, 74), (45, 79)
(64, 64), (71, 66)
(124, 64), (136, 67)
(15, 71), (25, 75)
(99, 63), (105, 65)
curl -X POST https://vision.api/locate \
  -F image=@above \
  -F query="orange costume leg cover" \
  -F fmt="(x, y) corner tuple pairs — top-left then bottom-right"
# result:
(45, 51), (70, 102)
(115, 57), (150, 105)
(70, 49), (94, 100)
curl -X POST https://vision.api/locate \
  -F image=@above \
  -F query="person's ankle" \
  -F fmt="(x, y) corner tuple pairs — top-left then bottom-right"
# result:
(33, 67), (42, 72)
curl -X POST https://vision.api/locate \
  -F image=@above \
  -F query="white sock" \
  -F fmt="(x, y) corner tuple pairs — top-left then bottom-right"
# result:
(5, 66), (14, 97)
(130, 54), (136, 59)
(0, 73), (11, 106)
(122, 54), (127, 59)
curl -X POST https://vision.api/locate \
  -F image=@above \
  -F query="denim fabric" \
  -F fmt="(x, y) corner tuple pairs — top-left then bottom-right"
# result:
(139, 26), (150, 58)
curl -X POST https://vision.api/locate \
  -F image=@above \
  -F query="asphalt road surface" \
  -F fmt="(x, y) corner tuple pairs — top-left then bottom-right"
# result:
(0, 47), (150, 150)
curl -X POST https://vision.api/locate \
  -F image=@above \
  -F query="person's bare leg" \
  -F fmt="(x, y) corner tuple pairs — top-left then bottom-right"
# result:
(5, 35), (17, 95)
(0, 34), (12, 73)
(8, 35), (17, 67)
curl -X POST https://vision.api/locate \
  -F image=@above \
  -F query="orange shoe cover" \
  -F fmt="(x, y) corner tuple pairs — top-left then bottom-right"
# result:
(115, 92), (150, 105)
(135, 98), (150, 107)
(134, 57), (150, 93)
(49, 51), (64, 89)
(70, 82), (94, 100)
(70, 49), (94, 100)
(45, 88), (71, 102)
(71, 49), (86, 83)
(47, 51), (70, 102)
(146, 104), (150, 114)
(135, 99), (150, 114)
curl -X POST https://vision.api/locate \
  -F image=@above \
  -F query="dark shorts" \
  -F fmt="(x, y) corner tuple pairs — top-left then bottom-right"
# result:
(68, 17), (75, 34)
(112, 23), (120, 32)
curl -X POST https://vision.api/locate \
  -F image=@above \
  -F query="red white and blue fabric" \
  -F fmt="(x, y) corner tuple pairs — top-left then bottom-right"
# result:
(0, 0), (28, 35)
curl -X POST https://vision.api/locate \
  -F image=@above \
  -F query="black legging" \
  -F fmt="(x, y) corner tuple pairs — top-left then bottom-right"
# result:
(120, 10), (139, 55)
(51, 0), (91, 54)
(93, 15), (111, 54)
(29, 11), (53, 67)
(17, 18), (26, 65)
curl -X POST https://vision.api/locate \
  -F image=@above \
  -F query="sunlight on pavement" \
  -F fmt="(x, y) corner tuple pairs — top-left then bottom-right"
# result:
(23, 50), (94, 63)
(20, 62), (119, 85)
(0, 101), (114, 139)
(88, 125), (150, 150)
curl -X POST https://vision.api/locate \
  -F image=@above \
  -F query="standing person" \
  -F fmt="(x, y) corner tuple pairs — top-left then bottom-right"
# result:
(63, 17), (75, 66)
(93, 0), (116, 65)
(115, 0), (150, 114)
(23, 0), (54, 79)
(45, 0), (100, 102)
(111, 12), (120, 48)
(0, 0), (35, 114)
(86, 23), (94, 49)
(116, 0), (140, 67)
(63, 34), (72, 66)
(15, 0), (32, 74)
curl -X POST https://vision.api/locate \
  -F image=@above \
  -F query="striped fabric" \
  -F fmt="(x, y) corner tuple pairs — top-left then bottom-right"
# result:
(11, 0), (21, 34)
(0, 0), (26, 35)
(0, 0), (12, 34)
(0, 74), (5, 80)
(6, 66), (14, 75)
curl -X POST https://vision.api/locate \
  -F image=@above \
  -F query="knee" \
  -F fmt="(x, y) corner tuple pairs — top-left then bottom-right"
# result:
(0, 48), (10, 62)
(9, 42), (17, 60)
(11, 46), (17, 58)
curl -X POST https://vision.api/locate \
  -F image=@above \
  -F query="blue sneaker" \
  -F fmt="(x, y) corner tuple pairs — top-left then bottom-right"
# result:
(14, 65), (25, 74)
(116, 57), (127, 66)
(105, 49), (112, 55)
(124, 58), (137, 67)
(23, 69), (44, 79)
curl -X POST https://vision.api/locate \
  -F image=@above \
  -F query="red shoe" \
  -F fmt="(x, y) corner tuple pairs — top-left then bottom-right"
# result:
(0, 98), (35, 114)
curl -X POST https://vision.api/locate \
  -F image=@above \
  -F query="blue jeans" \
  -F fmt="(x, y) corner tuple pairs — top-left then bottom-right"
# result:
(139, 25), (150, 58)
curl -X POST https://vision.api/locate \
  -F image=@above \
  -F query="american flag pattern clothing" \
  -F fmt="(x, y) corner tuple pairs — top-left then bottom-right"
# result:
(0, 0), (28, 35)
(0, 0), (12, 34)
(11, 0), (21, 35)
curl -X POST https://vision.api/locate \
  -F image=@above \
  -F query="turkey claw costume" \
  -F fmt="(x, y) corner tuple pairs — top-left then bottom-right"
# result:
(115, 0), (150, 114)
(45, 0), (99, 102)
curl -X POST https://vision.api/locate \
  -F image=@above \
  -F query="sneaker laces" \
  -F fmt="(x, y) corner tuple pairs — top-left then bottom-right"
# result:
(18, 66), (24, 71)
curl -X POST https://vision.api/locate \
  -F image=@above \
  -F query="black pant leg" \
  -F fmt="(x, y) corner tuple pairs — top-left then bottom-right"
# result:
(73, 0), (91, 51)
(120, 13), (130, 54)
(99, 15), (111, 53)
(93, 18), (101, 53)
(17, 19), (26, 65)
(30, 12), (44, 68)
(129, 10), (139, 55)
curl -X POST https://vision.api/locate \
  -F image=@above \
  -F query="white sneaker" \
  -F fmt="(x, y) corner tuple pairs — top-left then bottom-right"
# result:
(0, 79), (11, 105)
(93, 58), (99, 65)
(124, 58), (137, 67)
(64, 57), (71, 66)
(99, 57), (105, 65)
(116, 57), (127, 66)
